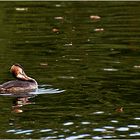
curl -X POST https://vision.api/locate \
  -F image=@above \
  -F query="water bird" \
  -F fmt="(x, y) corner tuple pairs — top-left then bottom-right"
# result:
(0, 64), (38, 93)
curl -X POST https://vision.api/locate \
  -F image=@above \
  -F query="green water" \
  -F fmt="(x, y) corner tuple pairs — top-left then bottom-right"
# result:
(0, 1), (140, 139)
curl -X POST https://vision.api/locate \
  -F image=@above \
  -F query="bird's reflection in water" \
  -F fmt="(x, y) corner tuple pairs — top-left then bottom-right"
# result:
(12, 95), (35, 113)
(0, 85), (65, 113)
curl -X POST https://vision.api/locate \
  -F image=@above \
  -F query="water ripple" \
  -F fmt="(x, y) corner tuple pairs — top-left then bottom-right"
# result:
(116, 127), (129, 131)
(92, 111), (104, 115)
(134, 117), (140, 120)
(7, 129), (34, 135)
(103, 68), (118, 71)
(103, 126), (115, 129)
(0, 85), (65, 97)
(66, 134), (90, 139)
(93, 128), (106, 132)
(130, 132), (140, 137)
(40, 129), (52, 133)
(110, 120), (118, 123)
(128, 125), (139, 128)
(63, 122), (74, 126)
(81, 122), (91, 125)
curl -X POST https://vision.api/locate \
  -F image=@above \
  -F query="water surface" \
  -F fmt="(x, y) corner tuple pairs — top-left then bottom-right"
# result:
(0, 1), (140, 139)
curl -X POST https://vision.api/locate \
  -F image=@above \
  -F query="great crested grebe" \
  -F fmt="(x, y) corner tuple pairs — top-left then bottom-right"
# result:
(0, 64), (38, 93)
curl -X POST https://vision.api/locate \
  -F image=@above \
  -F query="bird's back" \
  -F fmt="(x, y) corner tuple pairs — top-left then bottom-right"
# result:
(0, 80), (38, 93)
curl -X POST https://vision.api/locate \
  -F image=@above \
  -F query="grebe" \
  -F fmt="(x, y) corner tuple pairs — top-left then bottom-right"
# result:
(0, 64), (38, 93)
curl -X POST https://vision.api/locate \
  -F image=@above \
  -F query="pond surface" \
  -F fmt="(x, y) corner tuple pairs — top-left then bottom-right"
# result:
(0, 1), (140, 139)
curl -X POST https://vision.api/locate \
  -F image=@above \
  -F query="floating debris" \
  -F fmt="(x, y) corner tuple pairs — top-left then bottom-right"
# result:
(52, 28), (59, 33)
(116, 107), (123, 112)
(94, 28), (104, 32)
(64, 42), (73, 47)
(90, 15), (101, 20)
(40, 63), (48, 67)
(12, 108), (23, 113)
